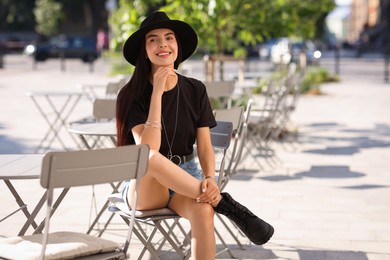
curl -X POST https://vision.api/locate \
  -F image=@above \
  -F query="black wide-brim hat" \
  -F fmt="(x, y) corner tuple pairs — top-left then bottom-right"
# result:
(123, 11), (198, 66)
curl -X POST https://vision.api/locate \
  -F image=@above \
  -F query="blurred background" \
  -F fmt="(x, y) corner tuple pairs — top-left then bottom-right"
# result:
(1, 0), (389, 73)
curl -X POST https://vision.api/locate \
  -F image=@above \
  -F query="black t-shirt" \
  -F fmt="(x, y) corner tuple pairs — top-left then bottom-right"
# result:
(126, 74), (217, 156)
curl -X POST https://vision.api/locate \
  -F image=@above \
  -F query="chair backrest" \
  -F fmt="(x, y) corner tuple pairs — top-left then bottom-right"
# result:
(204, 81), (235, 108)
(92, 98), (116, 121)
(210, 121), (233, 188)
(213, 107), (246, 190)
(214, 106), (244, 135)
(105, 81), (123, 98)
(204, 81), (235, 98)
(40, 145), (149, 257)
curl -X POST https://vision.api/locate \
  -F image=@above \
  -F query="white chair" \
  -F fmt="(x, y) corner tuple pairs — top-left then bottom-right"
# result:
(92, 98), (117, 122)
(0, 145), (149, 260)
(213, 106), (245, 189)
(204, 81), (235, 109)
(105, 81), (123, 98)
(108, 198), (190, 260)
(214, 105), (258, 251)
(69, 98), (117, 150)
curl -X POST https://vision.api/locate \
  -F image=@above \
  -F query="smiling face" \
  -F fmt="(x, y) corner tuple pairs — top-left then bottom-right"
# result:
(145, 28), (178, 70)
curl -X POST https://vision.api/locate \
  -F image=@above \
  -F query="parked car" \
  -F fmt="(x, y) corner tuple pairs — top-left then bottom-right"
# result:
(24, 34), (98, 62)
(258, 39), (278, 61)
(291, 40), (321, 66)
(270, 37), (291, 65)
(0, 32), (38, 53)
(270, 37), (321, 66)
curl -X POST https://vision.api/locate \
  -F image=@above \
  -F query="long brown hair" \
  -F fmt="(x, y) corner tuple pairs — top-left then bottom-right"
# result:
(116, 35), (182, 146)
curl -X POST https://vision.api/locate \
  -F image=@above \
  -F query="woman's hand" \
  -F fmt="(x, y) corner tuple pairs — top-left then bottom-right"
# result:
(152, 67), (177, 94)
(196, 177), (220, 204)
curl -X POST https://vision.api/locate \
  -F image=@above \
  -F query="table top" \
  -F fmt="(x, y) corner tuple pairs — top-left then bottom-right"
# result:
(0, 154), (43, 180)
(25, 90), (83, 97)
(67, 122), (116, 136)
(77, 83), (107, 89)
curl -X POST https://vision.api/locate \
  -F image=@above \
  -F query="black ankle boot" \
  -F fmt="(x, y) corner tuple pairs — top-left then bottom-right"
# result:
(214, 192), (274, 245)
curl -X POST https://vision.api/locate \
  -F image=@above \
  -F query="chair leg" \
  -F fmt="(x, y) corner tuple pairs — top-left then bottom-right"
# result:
(216, 213), (246, 249)
(153, 219), (187, 258)
(214, 226), (236, 258)
(120, 216), (162, 260)
(157, 219), (190, 252)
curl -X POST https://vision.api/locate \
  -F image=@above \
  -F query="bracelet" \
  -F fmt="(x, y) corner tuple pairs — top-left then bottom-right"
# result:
(144, 120), (161, 130)
(204, 176), (215, 180)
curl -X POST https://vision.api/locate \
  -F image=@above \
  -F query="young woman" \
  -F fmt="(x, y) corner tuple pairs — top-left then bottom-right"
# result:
(116, 11), (274, 260)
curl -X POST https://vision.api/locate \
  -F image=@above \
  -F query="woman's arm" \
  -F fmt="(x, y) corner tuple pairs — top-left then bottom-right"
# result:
(131, 91), (162, 150)
(132, 67), (177, 150)
(196, 127), (220, 204)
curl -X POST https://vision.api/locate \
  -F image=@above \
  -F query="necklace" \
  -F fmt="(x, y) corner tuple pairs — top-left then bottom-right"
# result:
(161, 82), (180, 164)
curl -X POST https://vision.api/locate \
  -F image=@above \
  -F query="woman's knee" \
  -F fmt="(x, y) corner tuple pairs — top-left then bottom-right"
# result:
(189, 202), (214, 222)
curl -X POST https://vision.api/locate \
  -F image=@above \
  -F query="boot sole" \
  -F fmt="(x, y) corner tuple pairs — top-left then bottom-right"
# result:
(253, 224), (274, 245)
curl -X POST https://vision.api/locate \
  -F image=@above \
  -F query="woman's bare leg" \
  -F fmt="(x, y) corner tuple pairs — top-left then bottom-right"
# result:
(147, 151), (203, 197)
(127, 150), (204, 209)
(169, 193), (216, 260)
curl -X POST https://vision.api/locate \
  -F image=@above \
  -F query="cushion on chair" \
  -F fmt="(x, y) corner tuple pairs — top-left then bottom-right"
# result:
(108, 193), (178, 218)
(0, 231), (121, 260)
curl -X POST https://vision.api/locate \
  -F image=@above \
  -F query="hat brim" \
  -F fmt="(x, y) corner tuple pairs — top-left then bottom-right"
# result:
(123, 20), (198, 66)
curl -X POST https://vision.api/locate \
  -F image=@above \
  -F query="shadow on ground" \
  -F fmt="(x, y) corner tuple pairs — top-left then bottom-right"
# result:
(0, 135), (29, 154)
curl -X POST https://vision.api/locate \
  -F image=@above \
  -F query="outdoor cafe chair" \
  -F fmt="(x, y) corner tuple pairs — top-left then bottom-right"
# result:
(92, 98), (117, 122)
(213, 106), (245, 190)
(204, 80), (235, 109)
(0, 145), (149, 260)
(245, 76), (289, 168)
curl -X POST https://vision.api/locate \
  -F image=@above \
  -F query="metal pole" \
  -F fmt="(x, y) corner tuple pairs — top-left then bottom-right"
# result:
(89, 61), (94, 73)
(60, 48), (66, 71)
(0, 49), (4, 69)
(385, 51), (389, 82)
(335, 46), (340, 75)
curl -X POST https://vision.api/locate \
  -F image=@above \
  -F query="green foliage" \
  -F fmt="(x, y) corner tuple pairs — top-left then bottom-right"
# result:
(34, 0), (64, 36)
(0, 0), (36, 31)
(253, 66), (339, 95)
(103, 50), (135, 76)
(108, 0), (335, 58)
(301, 67), (339, 93)
(108, 0), (162, 52)
(253, 70), (288, 94)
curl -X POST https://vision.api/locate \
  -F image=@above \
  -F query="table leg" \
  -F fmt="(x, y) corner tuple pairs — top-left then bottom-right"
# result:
(3, 180), (38, 231)
(18, 190), (47, 235)
(32, 188), (70, 234)
(45, 94), (82, 149)
(29, 93), (82, 152)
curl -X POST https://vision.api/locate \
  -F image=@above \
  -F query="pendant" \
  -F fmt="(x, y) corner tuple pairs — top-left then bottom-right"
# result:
(168, 155), (181, 165)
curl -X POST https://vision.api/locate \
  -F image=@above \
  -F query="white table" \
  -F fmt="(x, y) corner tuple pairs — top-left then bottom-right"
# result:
(67, 122), (116, 150)
(26, 91), (83, 152)
(0, 154), (70, 235)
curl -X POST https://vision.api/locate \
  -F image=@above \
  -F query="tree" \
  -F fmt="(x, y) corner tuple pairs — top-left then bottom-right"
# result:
(109, 0), (335, 58)
(34, 0), (63, 36)
(0, 0), (36, 31)
(161, 0), (335, 56)
(108, 0), (164, 52)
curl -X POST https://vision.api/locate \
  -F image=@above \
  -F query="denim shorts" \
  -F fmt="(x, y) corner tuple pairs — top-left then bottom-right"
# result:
(171, 159), (202, 195)
(120, 159), (202, 208)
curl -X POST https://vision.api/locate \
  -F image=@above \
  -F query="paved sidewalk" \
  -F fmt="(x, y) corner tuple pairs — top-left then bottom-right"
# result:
(1, 54), (390, 259)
